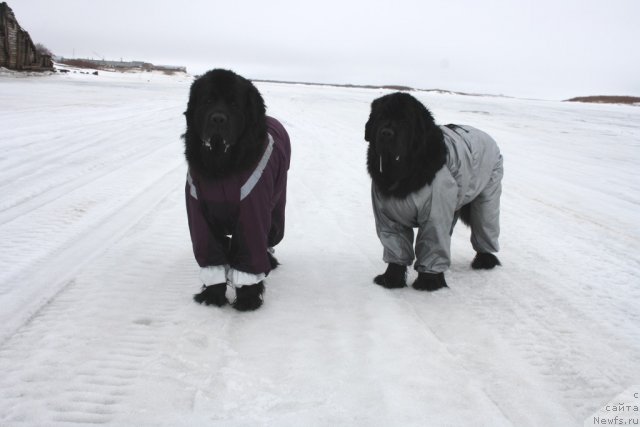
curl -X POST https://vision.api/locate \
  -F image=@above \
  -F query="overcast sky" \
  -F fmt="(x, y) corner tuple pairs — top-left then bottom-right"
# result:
(10, 0), (640, 99)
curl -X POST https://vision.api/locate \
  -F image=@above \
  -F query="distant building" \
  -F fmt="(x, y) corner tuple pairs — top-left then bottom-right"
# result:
(0, 2), (53, 71)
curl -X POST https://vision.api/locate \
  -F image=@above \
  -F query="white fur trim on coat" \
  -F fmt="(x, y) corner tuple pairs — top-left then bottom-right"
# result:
(227, 269), (265, 288)
(199, 265), (228, 286)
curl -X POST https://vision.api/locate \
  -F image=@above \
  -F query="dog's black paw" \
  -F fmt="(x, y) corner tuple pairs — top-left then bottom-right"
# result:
(373, 263), (407, 289)
(471, 252), (501, 270)
(412, 272), (448, 291)
(232, 282), (265, 311)
(268, 251), (280, 270)
(193, 283), (228, 307)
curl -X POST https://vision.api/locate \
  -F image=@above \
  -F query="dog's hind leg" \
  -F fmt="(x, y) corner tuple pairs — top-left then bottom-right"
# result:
(468, 158), (503, 268)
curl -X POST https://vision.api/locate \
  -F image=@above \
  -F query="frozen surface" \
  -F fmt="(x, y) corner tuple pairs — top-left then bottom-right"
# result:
(1, 70), (639, 426)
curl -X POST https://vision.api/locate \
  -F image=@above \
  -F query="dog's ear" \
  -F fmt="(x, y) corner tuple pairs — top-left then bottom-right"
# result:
(241, 79), (267, 146)
(245, 81), (266, 127)
(417, 103), (446, 172)
(185, 78), (202, 127)
(364, 99), (380, 142)
(364, 116), (374, 142)
(412, 99), (435, 140)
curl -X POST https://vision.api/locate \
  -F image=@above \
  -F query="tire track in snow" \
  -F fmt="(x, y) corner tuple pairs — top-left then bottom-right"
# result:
(0, 187), (195, 425)
(0, 88), (186, 322)
(0, 104), (179, 179)
(0, 151), (185, 345)
(396, 191), (640, 425)
(0, 107), (182, 223)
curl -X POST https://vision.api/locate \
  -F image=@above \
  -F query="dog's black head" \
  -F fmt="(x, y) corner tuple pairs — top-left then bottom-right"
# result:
(184, 69), (267, 179)
(365, 92), (446, 198)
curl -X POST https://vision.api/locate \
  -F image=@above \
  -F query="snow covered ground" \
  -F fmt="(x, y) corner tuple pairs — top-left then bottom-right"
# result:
(1, 69), (639, 426)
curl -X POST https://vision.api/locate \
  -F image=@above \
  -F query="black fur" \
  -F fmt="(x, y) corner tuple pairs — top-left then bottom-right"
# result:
(183, 69), (267, 179)
(268, 252), (280, 270)
(458, 204), (472, 227)
(471, 253), (501, 270)
(373, 263), (407, 288)
(365, 92), (447, 199)
(193, 283), (228, 306)
(233, 282), (265, 311)
(412, 272), (448, 291)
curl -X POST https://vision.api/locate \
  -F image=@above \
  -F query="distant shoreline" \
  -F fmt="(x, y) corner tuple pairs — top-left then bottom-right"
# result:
(253, 79), (639, 105)
(3, 62), (638, 106)
(564, 95), (640, 105)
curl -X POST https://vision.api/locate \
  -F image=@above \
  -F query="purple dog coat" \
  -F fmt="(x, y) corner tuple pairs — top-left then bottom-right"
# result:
(186, 116), (290, 287)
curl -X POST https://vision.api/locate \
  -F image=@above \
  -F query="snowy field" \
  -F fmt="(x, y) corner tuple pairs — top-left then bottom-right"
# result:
(1, 69), (639, 426)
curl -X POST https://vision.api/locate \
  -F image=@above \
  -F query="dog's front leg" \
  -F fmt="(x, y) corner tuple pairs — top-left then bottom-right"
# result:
(374, 263), (408, 288)
(232, 282), (265, 311)
(471, 252), (501, 270)
(194, 283), (228, 306)
(412, 272), (448, 291)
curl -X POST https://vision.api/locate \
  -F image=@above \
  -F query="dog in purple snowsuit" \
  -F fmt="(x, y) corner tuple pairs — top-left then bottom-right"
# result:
(183, 69), (290, 311)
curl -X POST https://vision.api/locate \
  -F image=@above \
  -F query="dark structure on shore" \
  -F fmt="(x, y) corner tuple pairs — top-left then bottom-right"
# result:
(0, 2), (53, 71)
(58, 57), (186, 73)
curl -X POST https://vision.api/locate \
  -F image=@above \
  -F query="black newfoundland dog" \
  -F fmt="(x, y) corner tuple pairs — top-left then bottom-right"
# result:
(183, 69), (291, 311)
(365, 92), (504, 291)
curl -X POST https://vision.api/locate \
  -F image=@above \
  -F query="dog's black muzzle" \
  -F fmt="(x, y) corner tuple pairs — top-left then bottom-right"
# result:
(375, 126), (401, 158)
(200, 110), (234, 153)
(209, 112), (228, 126)
(379, 127), (395, 139)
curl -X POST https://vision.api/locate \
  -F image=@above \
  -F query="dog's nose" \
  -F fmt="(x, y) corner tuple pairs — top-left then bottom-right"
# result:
(210, 112), (227, 124)
(380, 127), (395, 139)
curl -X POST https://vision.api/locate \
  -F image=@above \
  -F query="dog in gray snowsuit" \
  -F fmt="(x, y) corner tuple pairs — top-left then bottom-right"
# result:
(365, 92), (504, 291)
